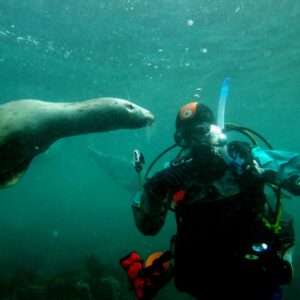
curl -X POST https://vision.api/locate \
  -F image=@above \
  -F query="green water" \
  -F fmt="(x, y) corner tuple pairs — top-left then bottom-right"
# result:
(0, 1), (299, 299)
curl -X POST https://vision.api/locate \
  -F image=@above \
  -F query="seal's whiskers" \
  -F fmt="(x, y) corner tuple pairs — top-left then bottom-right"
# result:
(145, 121), (153, 143)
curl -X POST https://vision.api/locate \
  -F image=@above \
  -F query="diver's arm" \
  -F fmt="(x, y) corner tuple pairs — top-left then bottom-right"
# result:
(132, 190), (170, 236)
(252, 147), (300, 195)
(132, 161), (190, 235)
(132, 170), (172, 236)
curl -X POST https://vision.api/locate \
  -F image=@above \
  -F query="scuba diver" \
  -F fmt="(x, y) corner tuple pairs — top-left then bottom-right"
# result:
(120, 79), (300, 300)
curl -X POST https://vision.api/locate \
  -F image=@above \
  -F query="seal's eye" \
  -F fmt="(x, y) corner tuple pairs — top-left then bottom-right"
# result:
(125, 103), (135, 110)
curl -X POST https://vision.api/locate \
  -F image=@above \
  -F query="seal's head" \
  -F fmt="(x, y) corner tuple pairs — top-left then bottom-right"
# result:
(101, 98), (155, 130)
(97, 98), (155, 130)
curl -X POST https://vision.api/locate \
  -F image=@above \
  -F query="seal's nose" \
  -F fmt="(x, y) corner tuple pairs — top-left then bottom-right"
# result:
(144, 109), (155, 125)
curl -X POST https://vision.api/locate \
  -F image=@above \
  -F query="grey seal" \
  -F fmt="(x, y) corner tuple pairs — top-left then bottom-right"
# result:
(0, 98), (154, 188)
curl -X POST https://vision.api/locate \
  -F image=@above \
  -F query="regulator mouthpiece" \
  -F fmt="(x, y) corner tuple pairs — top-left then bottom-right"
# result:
(209, 124), (227, 147)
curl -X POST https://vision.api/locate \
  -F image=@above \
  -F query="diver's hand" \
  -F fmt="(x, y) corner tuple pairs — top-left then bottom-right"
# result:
(145, 158), (192, 195)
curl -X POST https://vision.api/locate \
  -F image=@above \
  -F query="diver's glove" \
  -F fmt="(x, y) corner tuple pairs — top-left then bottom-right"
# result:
(144, 157), (192, 195)
(120, 251), (173, 300)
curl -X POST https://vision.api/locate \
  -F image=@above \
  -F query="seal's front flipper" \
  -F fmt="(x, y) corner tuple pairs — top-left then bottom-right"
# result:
(0, 160), (31, 188)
